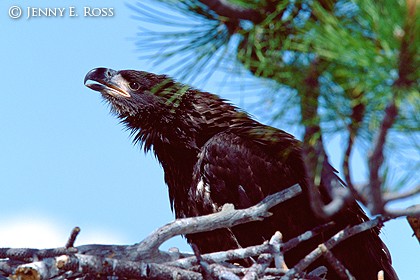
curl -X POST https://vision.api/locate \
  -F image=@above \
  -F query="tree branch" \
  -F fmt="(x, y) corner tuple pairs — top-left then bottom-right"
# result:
(133, 183), (302, 258)
(384, 185), (420, 203)
(368, 100), (398, 215)
(65, 227), (80, 249)
(385, 204), (420, 218)
(300, 58), (353, 219)
(0, 247), (77, 263)
(319, 244), (355, 279)
(167, 222), (334, 270)
(243, 232), (283, 279)
(14, 254), (205, 280)
(343, 101), (367, 205)
(1, 197), (405, 280)
(198, 0), (262, 23)
(281, 216), (388, 279)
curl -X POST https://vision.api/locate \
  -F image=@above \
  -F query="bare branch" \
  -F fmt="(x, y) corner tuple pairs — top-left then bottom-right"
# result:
(167, 239), (272, 269)
(243, 253), (271, 279)
(319, 244), (355, 279)
(14, 258), (61, 280)
(281, 222), (335, 253)
(191, 244), (213, 280)
(270, 232), (286, 270)
(281, 216), (388, 279)
(243, 232), (284, 279)
(133, 184), (302, 256)
(12, 254), (204, 280)
(65, 227), (80, 249)
(0, 247), (77, 262)
(168, 222), (333, 270)
(4, 183), (415, 279)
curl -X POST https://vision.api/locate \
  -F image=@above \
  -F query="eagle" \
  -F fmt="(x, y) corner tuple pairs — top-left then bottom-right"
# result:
(84, 67), (397, 279)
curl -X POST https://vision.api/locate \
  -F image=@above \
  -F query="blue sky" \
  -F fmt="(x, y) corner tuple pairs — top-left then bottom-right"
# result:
(0, 1), (418, 278)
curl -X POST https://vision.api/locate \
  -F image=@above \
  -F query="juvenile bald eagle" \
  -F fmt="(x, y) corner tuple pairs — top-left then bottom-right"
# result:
(84, 68), (397, 279)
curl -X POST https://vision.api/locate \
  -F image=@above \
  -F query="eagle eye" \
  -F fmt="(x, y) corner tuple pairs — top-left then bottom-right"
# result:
(128, 81), (140, 91)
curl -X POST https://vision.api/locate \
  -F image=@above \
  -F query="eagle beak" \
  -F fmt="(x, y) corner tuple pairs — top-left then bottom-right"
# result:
(84, 68), (131, 98)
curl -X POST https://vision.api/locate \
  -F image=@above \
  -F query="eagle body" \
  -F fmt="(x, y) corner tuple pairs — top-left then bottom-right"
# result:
(85, 68), (398, 279)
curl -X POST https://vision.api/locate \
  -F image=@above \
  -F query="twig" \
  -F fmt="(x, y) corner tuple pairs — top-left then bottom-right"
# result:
(378, 270), (385, 280)
(167, 242), (271, 269)
(191, 244), (212, 280)
(385, 204), (420, 218)
(242, 253), (272, 280)
(307, 266), (328, 278)
(319, 244), (355, 279)
(384, 185), (420, 203)
(281, 216), (389, 279)
(242, 233), (284, 279)
(167, 221), (334, 269)
(281, 222), (335, 253)
(270, 232), (286, 270)
(65, 227), (80, 249)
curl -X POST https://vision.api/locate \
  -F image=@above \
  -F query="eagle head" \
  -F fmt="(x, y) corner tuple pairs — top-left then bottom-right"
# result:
(84, 67), (180, 121)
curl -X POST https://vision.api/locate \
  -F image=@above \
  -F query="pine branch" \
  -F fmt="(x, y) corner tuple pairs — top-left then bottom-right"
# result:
(197, 0), (262, 23)
(300, 58), (353, 219)
(368, 100), (398, 215)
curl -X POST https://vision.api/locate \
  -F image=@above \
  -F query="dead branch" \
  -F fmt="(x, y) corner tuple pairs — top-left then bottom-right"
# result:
(2, 185), (303, 279)
(167, 222), (333, 270)
(243, 233), (284, 279)
(132, 183), (302, 259)
(319, 244), (355, 279)
(2, 179), (414, 279)
(2, 181), (415, 279)
(280, 216), (388, 279)
(65, 227), (80, 249)
(0, 247), (77, 262)
(13, 254), (204, 280)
